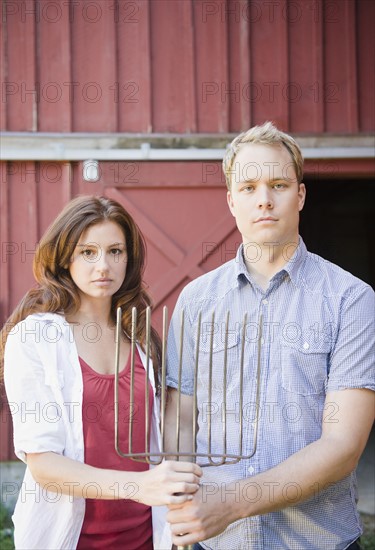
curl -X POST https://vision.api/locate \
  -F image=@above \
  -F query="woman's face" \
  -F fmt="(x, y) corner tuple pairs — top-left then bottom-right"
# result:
(69, 221), (128, 304)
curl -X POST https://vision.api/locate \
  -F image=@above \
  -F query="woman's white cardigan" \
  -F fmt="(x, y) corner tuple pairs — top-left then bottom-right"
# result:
(4, 313), (171, 550)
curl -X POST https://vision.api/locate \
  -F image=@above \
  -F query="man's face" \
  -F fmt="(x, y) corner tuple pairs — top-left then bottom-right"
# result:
(227, 143), (306, 249)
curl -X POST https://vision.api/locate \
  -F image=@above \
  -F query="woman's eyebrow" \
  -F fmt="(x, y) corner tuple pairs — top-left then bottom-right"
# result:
(76, 242), (126, 247)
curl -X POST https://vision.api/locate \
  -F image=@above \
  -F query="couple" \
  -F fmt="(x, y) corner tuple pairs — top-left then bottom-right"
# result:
(2, 123), (374, 549)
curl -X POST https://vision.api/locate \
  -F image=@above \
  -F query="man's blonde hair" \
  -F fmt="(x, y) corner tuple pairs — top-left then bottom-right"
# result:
(222, 121), (304, 190)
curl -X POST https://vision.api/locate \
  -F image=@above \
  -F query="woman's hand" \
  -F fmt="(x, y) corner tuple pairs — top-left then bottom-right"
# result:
(134, 460), (202, 507)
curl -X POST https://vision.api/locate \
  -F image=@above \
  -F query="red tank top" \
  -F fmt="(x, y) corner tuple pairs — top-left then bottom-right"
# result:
(76, 348), (154, 550)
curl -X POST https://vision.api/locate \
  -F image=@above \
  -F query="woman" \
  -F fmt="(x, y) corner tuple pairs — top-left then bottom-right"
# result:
(1, 196), (201, 549)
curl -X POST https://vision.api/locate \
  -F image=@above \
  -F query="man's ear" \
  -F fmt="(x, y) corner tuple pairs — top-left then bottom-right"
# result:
(298, 183), (306, 212)
(227, 191), (235, 217)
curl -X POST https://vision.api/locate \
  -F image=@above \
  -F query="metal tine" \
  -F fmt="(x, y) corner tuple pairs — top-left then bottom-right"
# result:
(252, 314), (263, 457)
(192, 311), (201, 462)
(221, 310), (230, 465)
(144, 307), (151, 463)
(114, 306), (122, 456)
(207, 310), (215, 465)
(160, 306), (168, 458)
(242, 313), (263, 460)
(114, 305), (262, 469)
(176, 309), (184, 460)
(206, 310), (237, 467)
(128, 307), (137, 457)
(238, 312), (247, 460)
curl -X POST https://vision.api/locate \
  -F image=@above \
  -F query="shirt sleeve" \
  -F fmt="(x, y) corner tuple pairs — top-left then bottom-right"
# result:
(326, 284), (375, 392)
(166, 291), (196, 395)
(4, 319), (66, 462)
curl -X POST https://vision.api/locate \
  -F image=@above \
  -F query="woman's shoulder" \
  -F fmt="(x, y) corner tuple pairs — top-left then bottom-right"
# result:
(6, 312), (67, 347)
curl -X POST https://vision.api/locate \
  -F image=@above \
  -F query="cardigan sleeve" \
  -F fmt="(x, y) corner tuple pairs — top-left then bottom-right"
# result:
(4, 317), (67, 462)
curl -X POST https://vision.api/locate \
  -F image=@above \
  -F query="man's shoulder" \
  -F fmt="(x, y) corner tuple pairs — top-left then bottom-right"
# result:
(178, 257), (238, 303)
(304, 251), (374, 298)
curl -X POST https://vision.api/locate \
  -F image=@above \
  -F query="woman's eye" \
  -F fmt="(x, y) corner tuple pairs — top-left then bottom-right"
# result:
(110, 248), (123, 255)
(81, 249), (97, 260)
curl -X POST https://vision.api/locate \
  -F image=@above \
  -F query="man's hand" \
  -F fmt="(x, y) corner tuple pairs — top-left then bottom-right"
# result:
(167, 485), (238, 546)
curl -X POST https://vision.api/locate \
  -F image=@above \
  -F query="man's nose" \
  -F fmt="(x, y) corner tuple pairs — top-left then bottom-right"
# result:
(257, 186), (273, 209)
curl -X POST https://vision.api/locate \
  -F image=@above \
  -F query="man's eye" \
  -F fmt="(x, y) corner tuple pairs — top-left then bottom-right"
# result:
(274, 183), (286, 189)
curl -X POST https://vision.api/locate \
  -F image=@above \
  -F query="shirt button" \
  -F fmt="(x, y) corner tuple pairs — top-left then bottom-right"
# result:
(303, 342), (310, 350)
(261, 337), (265, 345)
(262, 299), (268, 305)
(248, 466), (255, 474)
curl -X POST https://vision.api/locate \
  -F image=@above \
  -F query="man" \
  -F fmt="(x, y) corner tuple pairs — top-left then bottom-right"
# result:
(165, 122), (374, 549)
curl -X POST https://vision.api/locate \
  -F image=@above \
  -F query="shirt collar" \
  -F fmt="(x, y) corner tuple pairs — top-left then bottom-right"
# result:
(282, 237), (307, 284)
(234, 237), (307, 287)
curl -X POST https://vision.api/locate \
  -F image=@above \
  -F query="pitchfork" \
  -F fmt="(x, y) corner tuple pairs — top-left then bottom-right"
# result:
(114, 306), (262, 549)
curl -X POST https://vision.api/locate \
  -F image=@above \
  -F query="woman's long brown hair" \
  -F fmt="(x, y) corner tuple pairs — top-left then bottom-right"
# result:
(0, 195), (161, 384)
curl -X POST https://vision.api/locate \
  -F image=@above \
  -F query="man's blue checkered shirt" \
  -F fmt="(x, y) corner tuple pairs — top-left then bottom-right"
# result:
(166, 238), (374, 550)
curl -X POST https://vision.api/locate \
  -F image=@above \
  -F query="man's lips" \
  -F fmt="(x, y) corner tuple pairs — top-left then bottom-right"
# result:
(254, 216), (278, 223)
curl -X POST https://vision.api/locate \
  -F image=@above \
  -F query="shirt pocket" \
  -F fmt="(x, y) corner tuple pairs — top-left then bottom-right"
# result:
(198, 331), (241, 392)
(281, 341), (330, 396)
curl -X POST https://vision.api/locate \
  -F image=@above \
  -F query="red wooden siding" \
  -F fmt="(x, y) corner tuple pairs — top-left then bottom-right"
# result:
(1, 0), (374, 462)
(1, 0), (374, 133)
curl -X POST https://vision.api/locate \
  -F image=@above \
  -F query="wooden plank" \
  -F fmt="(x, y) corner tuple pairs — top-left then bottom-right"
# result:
(99, 160), (226, 188)
(0, 162), (10, 323)
(181, 0), (197, 132)
(106, 188), (185, 265)
(0, 9), (8, 130)
(71, 0), (117, 131)
(344, 0), (358, 132)
(4, 0), (37, 130)
(304, 158), (375, 179)
(8, 162), (38, 311)
(288, 0), (324, 132)
(323, 0), (355, 132)
(151, 215), (236, 306)
(228, 0), (251, 131)
(311, 0), (325, 132)
(37, 0), (72, 131)
(117, 0), (152, 132)
(150, 0), (198, 132)
(37, 162), (73, 236)
(357, 0), (375, 131)
(194, 0), (229, 132)
(250, 0), (289, 129)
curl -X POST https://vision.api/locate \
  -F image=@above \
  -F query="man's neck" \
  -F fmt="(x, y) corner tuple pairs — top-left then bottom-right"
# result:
(243, 239), (299, 291)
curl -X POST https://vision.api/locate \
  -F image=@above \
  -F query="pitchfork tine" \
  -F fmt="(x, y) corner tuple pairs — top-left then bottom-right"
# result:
(221, 310), (230, 465)
(207, 310), (215, 464)
(176, 309), (184, 460)
(128, 307), (137, 456)
(192, 311), (201, 462)
(144, 307), (151, 463)
(114, 307), (122, 456)
(160, 306), (168, 457)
